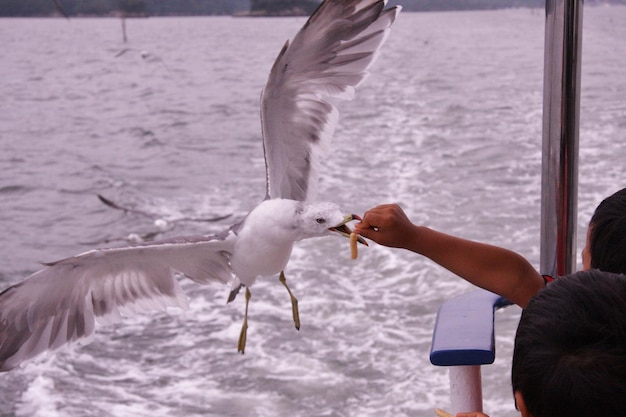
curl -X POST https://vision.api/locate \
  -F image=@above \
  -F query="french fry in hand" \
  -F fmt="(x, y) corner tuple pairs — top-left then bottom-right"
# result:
(434, 409), (454, 417)
(349, 232), (358, 260)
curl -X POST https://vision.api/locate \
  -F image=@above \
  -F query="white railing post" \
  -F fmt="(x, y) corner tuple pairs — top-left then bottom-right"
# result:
(449, 366), (483, 414)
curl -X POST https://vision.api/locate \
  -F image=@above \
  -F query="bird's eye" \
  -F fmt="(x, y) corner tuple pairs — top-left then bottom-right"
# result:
(316, 218), (326, 224)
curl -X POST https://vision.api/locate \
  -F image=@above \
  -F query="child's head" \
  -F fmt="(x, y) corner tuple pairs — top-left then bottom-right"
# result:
(582, 187), (626, 273)
(511, 270), (626, 417)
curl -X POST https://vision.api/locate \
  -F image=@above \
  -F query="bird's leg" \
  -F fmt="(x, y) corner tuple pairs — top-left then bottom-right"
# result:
(237, 287), (251, 354)
(279, 270), (300, 330)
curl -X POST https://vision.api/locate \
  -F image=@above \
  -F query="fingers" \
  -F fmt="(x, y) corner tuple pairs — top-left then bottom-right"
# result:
(435, 409), (490, 417)
(456, 413), (490, 417)
(356, 204), (401, 229)
(353, 206), (390, 237)
(353, 203), (409, 247)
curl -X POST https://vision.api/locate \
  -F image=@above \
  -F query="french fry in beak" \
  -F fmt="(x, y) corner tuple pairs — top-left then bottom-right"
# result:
(350, 232), (358, 260)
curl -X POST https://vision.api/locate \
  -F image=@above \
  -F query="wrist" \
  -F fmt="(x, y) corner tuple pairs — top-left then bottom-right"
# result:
(400, 224), (424, 252)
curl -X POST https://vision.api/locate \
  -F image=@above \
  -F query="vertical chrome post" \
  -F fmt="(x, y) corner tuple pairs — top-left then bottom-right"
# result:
(540, 0), (584, 276)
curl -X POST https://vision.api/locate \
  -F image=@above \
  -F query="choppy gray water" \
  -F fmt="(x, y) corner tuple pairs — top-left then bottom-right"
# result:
(1, 6), (625, 417)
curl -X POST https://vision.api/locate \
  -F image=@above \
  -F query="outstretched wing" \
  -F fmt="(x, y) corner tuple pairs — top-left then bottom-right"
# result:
(261, 0), (400, 202)
(0, 233), (235, 372)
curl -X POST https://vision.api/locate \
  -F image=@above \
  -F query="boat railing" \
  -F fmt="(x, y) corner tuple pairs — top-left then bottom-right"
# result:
(430, 290), (511, 413)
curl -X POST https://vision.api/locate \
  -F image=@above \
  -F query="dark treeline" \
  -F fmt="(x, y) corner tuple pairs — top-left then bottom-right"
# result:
(391, 0), (624, 10)
(0, 0), (250, 17)
(396, 0), (545, 11)
(249, 0), (319, 15)
(0, 0), (623, 17)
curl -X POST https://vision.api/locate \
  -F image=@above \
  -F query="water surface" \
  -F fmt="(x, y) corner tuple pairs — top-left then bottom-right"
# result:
(0, 7), (625, 417)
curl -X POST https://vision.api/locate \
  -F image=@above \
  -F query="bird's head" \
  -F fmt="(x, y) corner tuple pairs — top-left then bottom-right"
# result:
(297, 202), (367, 246)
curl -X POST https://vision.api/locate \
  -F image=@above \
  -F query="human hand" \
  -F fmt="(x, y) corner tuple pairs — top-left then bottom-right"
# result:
(353, 204), (417, 249)
(435, 408), (490, 417)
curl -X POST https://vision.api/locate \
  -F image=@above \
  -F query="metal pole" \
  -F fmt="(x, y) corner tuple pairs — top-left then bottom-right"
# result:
(540, 0), (584, 277)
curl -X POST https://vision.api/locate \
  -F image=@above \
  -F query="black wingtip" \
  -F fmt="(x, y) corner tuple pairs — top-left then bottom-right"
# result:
(227, 284), (244, 303)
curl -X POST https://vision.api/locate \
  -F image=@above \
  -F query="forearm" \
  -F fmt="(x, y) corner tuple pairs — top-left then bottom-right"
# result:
(356, 204), (544, 307)
(404, 225), (543, 307)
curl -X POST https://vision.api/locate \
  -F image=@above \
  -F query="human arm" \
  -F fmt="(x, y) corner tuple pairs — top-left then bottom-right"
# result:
(353, 204), (544, 308)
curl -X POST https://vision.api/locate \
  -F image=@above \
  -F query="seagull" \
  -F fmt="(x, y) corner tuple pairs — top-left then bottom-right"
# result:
(96, 194), (232, 225)
(0, 0), (400, 371)
(87, 194), (234, 243)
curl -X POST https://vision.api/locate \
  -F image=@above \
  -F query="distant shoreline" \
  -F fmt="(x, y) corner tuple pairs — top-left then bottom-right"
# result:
(2, 1), (624, 19)
(233, 7), (311, 17)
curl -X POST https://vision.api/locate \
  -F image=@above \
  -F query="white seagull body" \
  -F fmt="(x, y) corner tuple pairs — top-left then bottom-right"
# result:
(0, 0), (400, 371)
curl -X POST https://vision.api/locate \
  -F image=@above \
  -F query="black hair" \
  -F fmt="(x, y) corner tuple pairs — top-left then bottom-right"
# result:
(589, 187), (626, 274)
(511, 270), (626, 417)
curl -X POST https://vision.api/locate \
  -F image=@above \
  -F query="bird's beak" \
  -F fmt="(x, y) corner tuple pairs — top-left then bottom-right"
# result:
(328, 214), (369, 246)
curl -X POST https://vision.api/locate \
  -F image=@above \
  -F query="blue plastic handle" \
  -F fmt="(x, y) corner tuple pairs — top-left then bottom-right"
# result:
(430, 289), (512, 366)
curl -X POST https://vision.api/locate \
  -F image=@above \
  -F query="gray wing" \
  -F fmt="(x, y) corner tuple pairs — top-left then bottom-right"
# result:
(0, 233), (235, 372)
(261, 0), (400, 201)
